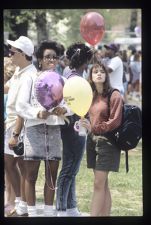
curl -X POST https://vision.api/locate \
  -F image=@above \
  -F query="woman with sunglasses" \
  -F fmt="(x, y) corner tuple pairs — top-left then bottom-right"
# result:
(16, 40), (70, 217)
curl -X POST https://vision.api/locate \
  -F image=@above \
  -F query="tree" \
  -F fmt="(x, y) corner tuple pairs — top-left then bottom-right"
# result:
(4, 9), (141, 47)
(35, 10), (48, 43)
(4, 9), (48, 43)
(4, 9), (28, 40)
(129, 9), (138, 37)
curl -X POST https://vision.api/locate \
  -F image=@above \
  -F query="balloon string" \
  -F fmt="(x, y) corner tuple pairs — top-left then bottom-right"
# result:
(44, 124), (57, 191)
(87, 47), (96, 64)
(43, 115), (69, 190)
(92, 46), (95, 64)
(60, 115), (70, 124)
(48, 111), (70, 124)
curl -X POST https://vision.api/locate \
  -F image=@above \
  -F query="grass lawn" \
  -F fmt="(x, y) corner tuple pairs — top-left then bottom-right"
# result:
(36, 139), (142, 216)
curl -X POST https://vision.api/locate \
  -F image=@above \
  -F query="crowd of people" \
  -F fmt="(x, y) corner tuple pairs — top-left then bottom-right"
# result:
(4, 35), (141, 217)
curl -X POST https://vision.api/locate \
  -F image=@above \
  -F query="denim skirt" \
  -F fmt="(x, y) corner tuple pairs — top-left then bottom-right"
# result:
(24, 124), (62, 161)
(86, 133), (121, 172)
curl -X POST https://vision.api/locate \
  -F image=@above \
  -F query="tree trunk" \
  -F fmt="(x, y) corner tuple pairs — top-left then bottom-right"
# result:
(35, 11), (48, 43)
(9, 9), (28, 40)
(129, 9), (138, 37)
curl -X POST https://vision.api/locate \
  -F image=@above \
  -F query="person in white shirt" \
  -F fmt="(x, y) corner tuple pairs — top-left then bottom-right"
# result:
(16, 40), (70, 217)
(4, 36), (37, 217)
(103, 43), (124, 97)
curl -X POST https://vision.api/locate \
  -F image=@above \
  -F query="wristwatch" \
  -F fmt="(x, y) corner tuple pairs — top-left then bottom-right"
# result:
(12, 132), (20, 137)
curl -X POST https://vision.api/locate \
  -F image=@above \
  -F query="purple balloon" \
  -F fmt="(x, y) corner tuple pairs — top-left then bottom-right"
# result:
(35, 70), (64, 110)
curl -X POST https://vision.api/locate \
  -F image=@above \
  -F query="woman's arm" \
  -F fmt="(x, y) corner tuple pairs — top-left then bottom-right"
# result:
(92, 92), (123, 134)
(8, 116), (24, 149)
(16, 75), (42, 120)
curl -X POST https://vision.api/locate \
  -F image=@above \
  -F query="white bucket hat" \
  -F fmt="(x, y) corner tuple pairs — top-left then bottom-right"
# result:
(7, 36), (34, 57)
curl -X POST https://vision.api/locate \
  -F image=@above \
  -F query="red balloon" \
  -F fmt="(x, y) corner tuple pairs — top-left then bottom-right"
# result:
(80, 12), (105, 46)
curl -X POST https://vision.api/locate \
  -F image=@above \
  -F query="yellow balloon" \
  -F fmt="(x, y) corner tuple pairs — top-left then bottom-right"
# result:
(63, 76), (93, 117)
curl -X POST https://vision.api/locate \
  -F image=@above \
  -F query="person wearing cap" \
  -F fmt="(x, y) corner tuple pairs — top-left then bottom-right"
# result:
(103, 43), (124, 97)
(4, 36), (37, 217)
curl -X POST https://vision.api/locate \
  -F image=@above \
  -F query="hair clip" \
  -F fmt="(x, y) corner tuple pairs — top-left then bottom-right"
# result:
(87, 48), (95, 54)
(76, 48), (81, 54)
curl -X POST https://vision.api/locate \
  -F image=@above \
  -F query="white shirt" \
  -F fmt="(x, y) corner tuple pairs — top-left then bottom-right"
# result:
(16, 71), (73, 128)
(107, 56), (124, 94)
(5, 64), (37, 130)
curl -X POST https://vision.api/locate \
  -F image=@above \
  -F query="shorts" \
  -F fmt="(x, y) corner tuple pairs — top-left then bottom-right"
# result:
(86, 133), (121, 172)
(4, 126), (21, 157)
(24, 124), (62, 161)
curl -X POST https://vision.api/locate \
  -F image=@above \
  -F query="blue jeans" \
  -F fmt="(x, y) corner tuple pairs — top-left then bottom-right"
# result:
(56, 122), (86, 210)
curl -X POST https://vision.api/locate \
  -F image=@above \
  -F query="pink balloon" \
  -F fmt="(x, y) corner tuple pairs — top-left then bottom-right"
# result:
(35, 70), (64, 110)
(80, 12), (105, 46)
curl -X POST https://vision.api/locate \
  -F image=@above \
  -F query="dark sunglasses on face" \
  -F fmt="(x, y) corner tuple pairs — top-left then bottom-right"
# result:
(43, 54), (59, 60)
(9, 50), (21, 56)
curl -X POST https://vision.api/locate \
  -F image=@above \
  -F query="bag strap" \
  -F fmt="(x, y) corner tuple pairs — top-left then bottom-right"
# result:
(107, 88), (120, 115)
(125, 150), (129, 173)
(67, 71), (80, 79)
(107, 88), (129, 173)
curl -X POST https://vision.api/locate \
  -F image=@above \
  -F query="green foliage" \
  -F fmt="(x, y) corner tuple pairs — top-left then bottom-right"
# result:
(36, 142), (142, 216)
(4, 9), (141, 47)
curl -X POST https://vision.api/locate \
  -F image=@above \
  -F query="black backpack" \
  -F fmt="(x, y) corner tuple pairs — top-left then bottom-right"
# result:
(104, 89), (142, 172)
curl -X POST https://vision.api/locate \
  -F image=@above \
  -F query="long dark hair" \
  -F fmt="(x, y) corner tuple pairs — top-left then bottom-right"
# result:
(88, 62), (112, 98)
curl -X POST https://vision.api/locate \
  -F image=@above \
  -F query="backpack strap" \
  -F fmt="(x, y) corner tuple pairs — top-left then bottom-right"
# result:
(67, 71), (80, 79)
(107, 88), (120, 114)
(125, 150), (129, 173)
(107, 88), (129, 173)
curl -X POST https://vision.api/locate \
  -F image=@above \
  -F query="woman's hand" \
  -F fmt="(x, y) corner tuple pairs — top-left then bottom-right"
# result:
(8, 136), (18, 150)
(37, 110), (51, 119)
(52, 107), (67, 116)
(80, 118), (92, 133)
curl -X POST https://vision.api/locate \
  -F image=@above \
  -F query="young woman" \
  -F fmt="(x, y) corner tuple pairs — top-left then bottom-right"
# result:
(55, 42), (93, 216)
(80, 63), (123, 216)
(15, 40), (69, 217)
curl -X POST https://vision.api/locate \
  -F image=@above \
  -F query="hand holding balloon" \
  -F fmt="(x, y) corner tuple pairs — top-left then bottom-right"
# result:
(80, 118), (92, 133)
(74, 118), (91, 136)
(74, 120), (87, 136)
(37, 110), (51, 119)
(51, 106), (67, 116)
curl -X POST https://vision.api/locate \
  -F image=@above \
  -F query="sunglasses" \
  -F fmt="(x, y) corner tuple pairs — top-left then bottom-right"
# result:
(9, 50), (21, 56)
(43, 54), (59, 61)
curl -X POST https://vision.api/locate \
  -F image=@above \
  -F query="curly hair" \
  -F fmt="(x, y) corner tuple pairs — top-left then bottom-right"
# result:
(66, 42), (93, 69)
(35, 40), (61, 59)
(88, 63), (112, 97)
